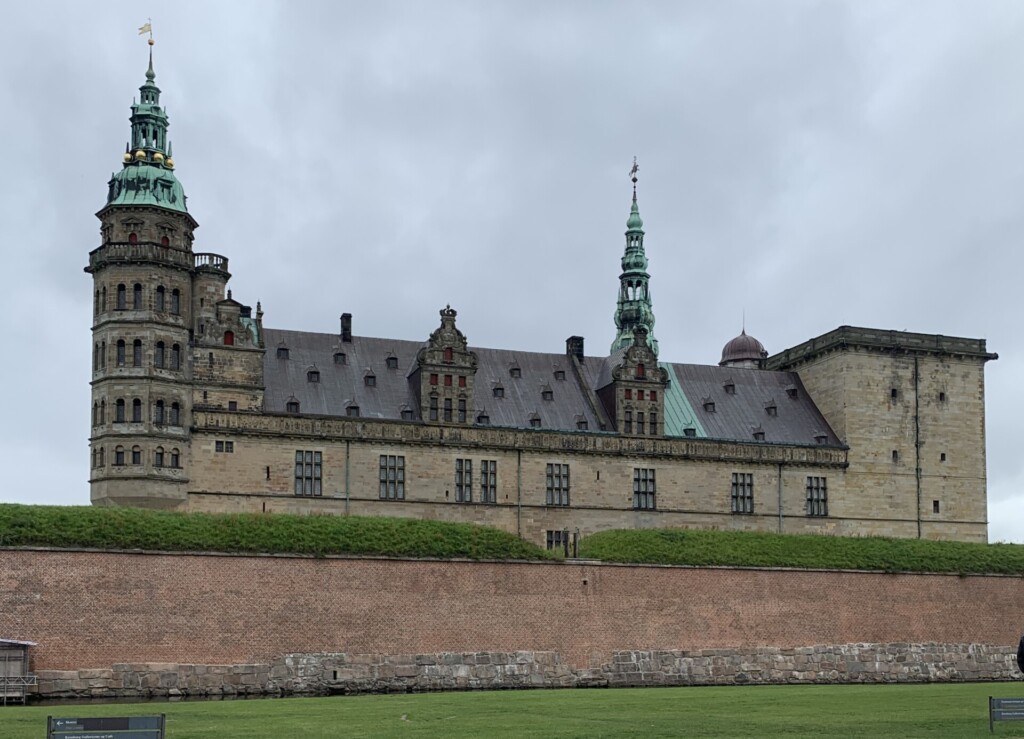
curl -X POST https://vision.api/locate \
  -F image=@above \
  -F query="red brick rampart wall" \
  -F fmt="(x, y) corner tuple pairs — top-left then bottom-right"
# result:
(1, 549), (1021, 671)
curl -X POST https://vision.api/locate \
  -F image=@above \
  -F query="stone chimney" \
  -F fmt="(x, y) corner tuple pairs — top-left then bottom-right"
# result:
(340, 313), (352, 343)
(566, 336), (584, 362)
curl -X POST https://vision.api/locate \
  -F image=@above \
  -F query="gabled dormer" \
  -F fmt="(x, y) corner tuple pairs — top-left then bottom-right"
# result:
(413, 306), (478, 424)
(598, 326), (668, 436)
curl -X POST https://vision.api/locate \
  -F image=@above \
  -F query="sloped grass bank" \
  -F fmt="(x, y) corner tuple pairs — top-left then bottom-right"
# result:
(578, 527), (1024, 574)
(0, 504), (555, 561)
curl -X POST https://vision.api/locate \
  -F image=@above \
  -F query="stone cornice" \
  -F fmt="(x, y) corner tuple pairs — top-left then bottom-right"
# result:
(767, 325), (998, 371)
(192, 410), (849, 467)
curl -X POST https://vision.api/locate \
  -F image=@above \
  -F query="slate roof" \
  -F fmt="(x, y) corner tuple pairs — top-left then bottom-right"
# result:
(262, 328), (842, 446)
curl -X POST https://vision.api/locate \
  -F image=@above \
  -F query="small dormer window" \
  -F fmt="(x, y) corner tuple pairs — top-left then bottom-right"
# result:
(542, 389), (553, 401)
(334, 352), (347, 365)
(400, 408), (414, 420)
(277, 346), (289, 360)
(724, 382), (735, 395)
(683, 427), (697, 438)
(493, 386), (504, 398)
(636, 363), (646, 379)
(815, 433), (828, 444)
(576, 419), (589, 431)
(510, 366), (521, 379)
(443, 347), (454, 363)
(554, 370), (566, 381)
(286, 399), (299, 414)
(753, 430), (765, 441)
(386, 356), (398, 370)
(765, 403), (777, 417)
(529, 416), (542, 428)
(364, 374), (376, 387)
(346, 405), (360, 417)
(703, 400), (715, 413)
(307, 369), (320, 383)
(477, 413), (490, 425)
(786, 386), (798, 399)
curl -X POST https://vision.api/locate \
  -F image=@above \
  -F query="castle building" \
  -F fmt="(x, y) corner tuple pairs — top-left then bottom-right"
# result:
(87, 53), (998, 546)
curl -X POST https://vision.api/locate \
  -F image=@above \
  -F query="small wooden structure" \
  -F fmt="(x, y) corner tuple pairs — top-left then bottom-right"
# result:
(0, 639), (37, 705)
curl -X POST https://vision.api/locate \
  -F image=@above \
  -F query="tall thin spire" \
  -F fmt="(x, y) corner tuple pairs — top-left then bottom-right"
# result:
(611, 158), (658, 356)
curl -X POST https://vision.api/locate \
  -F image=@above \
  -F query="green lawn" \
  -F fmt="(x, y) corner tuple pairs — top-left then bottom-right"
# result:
(3, 684), (1024, 738)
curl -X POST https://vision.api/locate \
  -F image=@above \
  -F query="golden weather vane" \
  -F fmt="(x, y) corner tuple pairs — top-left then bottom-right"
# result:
(138, 18), (154, 45)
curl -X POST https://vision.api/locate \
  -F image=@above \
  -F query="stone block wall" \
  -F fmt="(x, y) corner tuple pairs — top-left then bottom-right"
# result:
(33, 644), (1019, 699)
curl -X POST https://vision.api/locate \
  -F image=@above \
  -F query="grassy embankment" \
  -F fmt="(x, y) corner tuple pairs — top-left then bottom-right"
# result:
(2, 503), (1023, 574)
(0, 683), (1021, 738)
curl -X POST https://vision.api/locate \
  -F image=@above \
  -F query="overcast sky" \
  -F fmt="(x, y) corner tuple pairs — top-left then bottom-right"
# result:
(1, 1), (1020, 541)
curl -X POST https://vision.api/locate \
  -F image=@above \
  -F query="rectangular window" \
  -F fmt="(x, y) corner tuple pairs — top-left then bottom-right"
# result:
(444, 375), (453, 387)
(649, 413), (657, 435)
(637, 411), (645, 435)
(429, 396), (438, 421)
(806, 476), (828, 517)
(455, 458), (473, 503)
(379, 455), (406, 500)
(480, 460), (497, 504)
(457, 398), (466, 423)
(430, 373), (438, 386)
(215, 441), (234, 453)
(294, 450), (322, 496)
(546, 529), (568, 554)
(623, 410), (632, 434)
(228, 401), (238, 411)
(633, 468), (656, 510)
(545, 463), (570, 506)
(216, 440), (224, 452)
(443, 398), (453, 422)
(731, 472), (754, 514)
(458, 375), (466, 388)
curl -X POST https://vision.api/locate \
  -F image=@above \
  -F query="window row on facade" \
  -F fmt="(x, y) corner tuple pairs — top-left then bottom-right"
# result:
(91, 398), (183, 426)
(94, 283), (182, 315)
(92, 339), (182, 371)
(91, 444), (181, 469)
(289, 451), (830, 517)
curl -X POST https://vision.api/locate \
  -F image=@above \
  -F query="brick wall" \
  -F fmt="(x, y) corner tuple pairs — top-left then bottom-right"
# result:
(2, 549), (1021, 676)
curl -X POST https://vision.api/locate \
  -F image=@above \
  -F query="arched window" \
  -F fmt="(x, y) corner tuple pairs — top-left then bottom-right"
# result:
(154, 446), (164, 467)
(115, 399), (125, 423)
(154, 400), (165, 424)
(114, 446), (125, 466)
(443, 347), (454, 363)
(170, 402), (181, 426)
(155, 341), (165, 368)
(160, 235), (170, 246)
(131, 446), (142, 465)
(171, 344), (181, 370)
(128, 232), (138, 244)
(116, 284), (127, 310)
(133, 339), (142, 367)
(116, 340), (126, 367)
(636, 363), (646, 379)
(171, 288), (181, 315)
(94, 290), (100, 315)
(132, 398), (142, 423)
(93, 343), (99, 370)
(224, 331), (234, 346)
(133, 283), (142, 310)
(286, 400), (300, 414)
(91, 448), (98, 468)
(170, 448), (180, 468)
(92, 402), (98, 426)
(101, 286), (107, 312)
(155, 286), (165, 312)
(101, 341), (106, 368)
(99, 400), (105, 425)
(98, 447), (105, 467)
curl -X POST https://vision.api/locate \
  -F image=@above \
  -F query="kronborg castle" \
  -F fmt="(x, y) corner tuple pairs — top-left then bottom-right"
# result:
(87, 52), (998, 547)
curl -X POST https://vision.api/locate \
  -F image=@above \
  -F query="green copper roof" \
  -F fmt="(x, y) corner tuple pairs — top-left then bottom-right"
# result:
(660, 363), (707, 438)
(626, 193), (644, 231)
(104, 49), (188, 214)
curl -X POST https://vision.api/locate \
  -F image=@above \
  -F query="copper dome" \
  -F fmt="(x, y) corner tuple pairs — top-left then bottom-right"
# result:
(720, 330), (768, 366)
